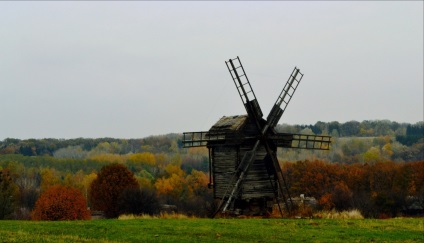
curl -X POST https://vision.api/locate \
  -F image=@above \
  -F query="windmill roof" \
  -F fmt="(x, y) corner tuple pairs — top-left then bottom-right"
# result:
(209, 115), (248, 132)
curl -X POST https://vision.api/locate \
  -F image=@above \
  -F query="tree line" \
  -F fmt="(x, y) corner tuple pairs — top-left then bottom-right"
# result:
(1, 155), (422, 220)
(0, 147), (211, 219)
(277, 120), (423, 139)
(1, 120), (422, 165)
(283, 160), (423, 218)
(0, 119), (423, 220)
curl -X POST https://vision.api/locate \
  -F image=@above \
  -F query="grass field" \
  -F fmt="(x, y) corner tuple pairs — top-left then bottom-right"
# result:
(0, 218), (423, 242)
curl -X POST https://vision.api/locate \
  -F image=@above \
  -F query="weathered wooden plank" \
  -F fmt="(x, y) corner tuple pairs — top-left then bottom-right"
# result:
(209, 118), (280, 201)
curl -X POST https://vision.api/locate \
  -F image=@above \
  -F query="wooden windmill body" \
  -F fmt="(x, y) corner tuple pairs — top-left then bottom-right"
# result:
(183, 57), (331, 217)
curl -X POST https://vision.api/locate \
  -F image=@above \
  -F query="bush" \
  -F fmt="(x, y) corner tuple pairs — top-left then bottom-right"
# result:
(313, 209), (364, 219)
(31, 185), (90, 220)
(90, 163), (139, 218)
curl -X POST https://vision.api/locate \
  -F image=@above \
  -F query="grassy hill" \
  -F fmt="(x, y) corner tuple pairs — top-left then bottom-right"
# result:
(1, 218), (423, 242)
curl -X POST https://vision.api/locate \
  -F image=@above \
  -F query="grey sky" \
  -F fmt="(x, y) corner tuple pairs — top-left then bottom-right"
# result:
(1, 1), (422, 139)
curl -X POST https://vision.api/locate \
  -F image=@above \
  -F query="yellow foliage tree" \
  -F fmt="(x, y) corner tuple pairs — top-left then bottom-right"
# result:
(82, 172), (97, 202)
(363, 147), (381, 164)
(165, 164), (185, 177)
(128, 152), (156, 166)
(187, 147), (208, 157)
(155, 153), (168, 169)
(40, 168), (61, 192)
(382, 143), (394, 161)
(88, 153), (126, 164)
(154, 173), (187, 198)
(186, 170), (209, 196)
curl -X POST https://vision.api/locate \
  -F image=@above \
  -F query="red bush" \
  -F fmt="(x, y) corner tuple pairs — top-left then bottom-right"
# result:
(31, 185), (90, 220)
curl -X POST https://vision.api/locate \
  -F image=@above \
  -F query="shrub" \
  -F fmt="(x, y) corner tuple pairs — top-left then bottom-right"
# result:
(90, 163), (139, 218)
(31, 185), (90, 220)
(313, 209), (364, 219)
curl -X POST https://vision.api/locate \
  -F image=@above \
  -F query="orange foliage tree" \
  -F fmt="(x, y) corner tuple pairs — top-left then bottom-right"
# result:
(89, 163), (139, 218)
(282, 160), (424, 217)
(184, 169), (212, 216)
(31, 185), (90, 220)
(154, 164), (187, 200)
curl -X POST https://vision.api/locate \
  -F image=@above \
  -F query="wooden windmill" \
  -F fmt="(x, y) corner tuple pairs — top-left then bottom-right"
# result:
(182, 57), (331, 217)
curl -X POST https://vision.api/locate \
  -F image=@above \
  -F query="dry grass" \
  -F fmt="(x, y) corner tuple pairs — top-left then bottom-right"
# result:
(118, 209), (364, 220)
(313, 209), (364, 219)
(269, 204), (315, 218)
(118, 214), (157, 220)
(118, 212), (196, 220)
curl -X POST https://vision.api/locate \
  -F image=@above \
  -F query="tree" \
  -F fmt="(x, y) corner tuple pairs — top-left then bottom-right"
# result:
(184, 170), (212, 216)
(15, 173), (40, 218)
(128, 152), (156, 166)
(40, 168), (61, 192)
(313, 121), (328, 135)
(118, 187), (160, 216)
(328, 121), (341, 137)
(155, 173), (187, 199)
(0, 169), (18, 219)
(396, 122), (424, 146)
(89, 163), (139, 218)
(331, 181), (353, 210)
(363, 147), (381, 164)
(81, 172), (97, 204)
(31, 185), (90, 220)
(53, 145), (87, 159)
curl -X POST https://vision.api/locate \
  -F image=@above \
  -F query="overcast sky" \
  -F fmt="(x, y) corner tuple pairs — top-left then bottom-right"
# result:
(1, 1), (423, 140)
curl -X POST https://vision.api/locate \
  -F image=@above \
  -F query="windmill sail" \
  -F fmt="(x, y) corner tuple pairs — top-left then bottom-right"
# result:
(226, 57), (263, 119)
(267, 67), (303, 128)
(271, 133), (331, 150)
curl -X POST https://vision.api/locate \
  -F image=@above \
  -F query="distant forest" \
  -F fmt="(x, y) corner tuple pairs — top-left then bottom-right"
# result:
(275, 120), (424, 163)
(0, 119), (423, 219)
(1, 119), (423, 163)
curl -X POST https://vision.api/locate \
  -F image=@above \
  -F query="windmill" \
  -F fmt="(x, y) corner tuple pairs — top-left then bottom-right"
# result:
(182, 57), (331, 217)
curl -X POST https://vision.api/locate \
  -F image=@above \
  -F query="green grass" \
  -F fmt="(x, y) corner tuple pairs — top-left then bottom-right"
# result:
(0, 218), (423, 242)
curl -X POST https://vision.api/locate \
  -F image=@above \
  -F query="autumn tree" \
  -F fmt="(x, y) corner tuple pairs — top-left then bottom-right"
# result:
(81, 172), (97, 205)
(155, 173), (187, 200)
(31, 185), (90, 220)
(331, 181), (353, 210)
(127, 152), (158, 176)
(183, 169), (212, 216)
(15, 172), (40, 219)
(154, 164), (187, 201)
(0, 169), (18, 219)
(128, 152), (156, 166)
(89, 163), (139, 218)
(53, 145), (88, 159)
(363, 147), (381, 164)
(40, 168), (61, 192)
(118, 187), (160, 216)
